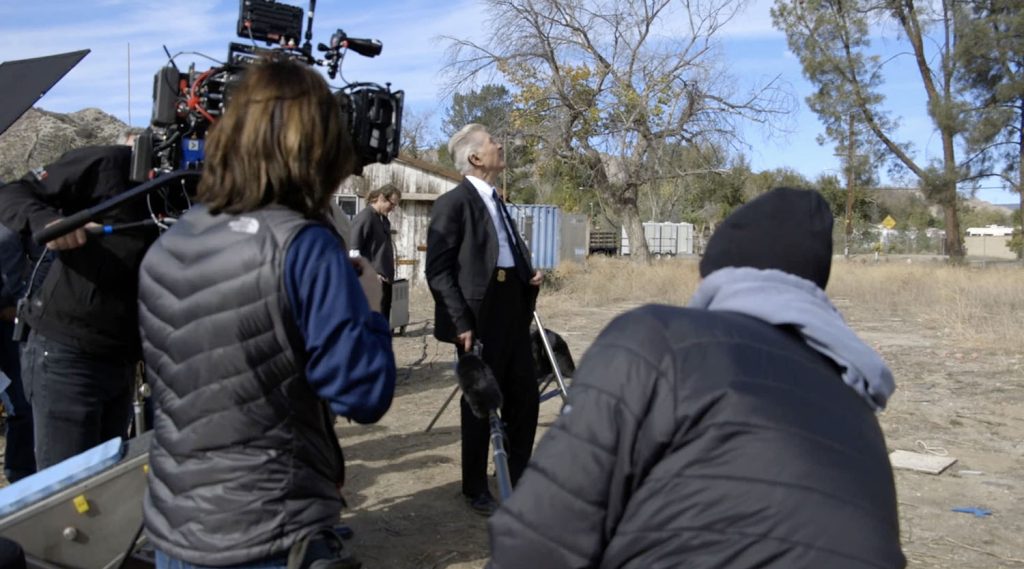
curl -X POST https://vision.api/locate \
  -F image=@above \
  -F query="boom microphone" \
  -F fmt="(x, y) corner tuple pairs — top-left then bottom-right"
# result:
(454, 341), (513, 501)
(455, 342), (503, 419)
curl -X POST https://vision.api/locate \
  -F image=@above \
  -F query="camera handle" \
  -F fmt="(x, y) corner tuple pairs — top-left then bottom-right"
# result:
(31, 170), (200, 246)
(298, 0), (317, 64)
(318, 29), (382, 80)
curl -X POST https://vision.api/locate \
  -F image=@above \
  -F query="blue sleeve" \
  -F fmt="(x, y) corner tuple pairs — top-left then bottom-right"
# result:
(284, 224), (396, 423)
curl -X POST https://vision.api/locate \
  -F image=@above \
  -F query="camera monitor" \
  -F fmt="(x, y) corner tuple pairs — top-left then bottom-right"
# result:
(237, 0), (304, 46)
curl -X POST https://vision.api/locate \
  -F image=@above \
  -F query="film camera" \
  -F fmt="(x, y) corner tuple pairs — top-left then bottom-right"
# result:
(130, 0), (404, 183)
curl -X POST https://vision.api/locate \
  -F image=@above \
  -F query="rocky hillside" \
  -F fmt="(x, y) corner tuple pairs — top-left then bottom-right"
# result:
(0, 107), (126, 182)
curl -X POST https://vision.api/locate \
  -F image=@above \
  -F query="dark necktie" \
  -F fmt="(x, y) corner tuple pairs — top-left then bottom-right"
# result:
(491, 189), (531, 280)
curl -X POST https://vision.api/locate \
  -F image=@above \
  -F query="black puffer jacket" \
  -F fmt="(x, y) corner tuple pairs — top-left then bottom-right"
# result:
(487, 304), (905, 569)
(0, 146), (155, 357)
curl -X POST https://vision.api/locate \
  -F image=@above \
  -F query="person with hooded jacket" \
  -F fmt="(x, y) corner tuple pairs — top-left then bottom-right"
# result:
(486, 187), (905, 569)
(0, 137), (153, 469)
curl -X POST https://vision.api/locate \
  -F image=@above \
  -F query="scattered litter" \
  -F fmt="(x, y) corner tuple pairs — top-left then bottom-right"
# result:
(889, 449), (958, 475)
(951, 506), (992, 518)
(915, 440), (948, 456)
(957, 470), (985, 476)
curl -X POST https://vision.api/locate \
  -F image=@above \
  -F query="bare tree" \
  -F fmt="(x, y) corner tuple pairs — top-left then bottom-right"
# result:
(443, 0), (791, 262)
(399, 106), (439, 160)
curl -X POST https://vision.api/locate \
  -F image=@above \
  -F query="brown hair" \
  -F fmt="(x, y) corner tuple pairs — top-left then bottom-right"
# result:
(374, 184), (397, 202)
(198, 58), (356, 216)
(366, 183), (401, 203)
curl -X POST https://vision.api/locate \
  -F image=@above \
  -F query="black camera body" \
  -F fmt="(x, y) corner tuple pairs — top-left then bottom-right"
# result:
(131, 0), (403, 183)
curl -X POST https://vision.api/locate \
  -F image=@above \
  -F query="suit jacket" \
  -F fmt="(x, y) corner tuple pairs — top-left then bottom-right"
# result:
(349, 206), (394, 281)
(426, 179), (537, 343)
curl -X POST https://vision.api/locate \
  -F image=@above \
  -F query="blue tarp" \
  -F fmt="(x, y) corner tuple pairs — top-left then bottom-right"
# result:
(0, 437), (125, 518)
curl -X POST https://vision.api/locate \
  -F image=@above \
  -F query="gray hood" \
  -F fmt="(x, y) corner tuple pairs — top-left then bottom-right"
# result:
(689, 267), (895, 410)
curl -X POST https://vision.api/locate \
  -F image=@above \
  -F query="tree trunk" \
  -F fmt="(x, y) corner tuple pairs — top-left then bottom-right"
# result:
(620, 205), (651, 263)
(940, 129), (965, 260)
(942, 198), (963, 260)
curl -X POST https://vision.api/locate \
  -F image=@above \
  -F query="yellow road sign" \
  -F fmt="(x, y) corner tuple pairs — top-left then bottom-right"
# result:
(882, 215), (896, 230)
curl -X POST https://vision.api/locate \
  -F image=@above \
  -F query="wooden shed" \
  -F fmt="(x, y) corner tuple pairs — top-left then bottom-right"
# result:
(333, 155), (463, 285)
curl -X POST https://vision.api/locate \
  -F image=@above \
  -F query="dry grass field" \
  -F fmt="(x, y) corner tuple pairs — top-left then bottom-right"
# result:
(2, 256), (1022, 568)
(339, 256), (1024, 568)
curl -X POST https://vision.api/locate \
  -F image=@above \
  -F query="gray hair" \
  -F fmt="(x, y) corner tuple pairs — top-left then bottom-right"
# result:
(116, 127), (145, 146)
(448, 123), (488, 174)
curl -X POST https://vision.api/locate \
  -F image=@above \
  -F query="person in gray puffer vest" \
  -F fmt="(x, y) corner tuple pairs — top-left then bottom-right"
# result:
(137, 59), (395, 569)
(487, 187), (905, 569)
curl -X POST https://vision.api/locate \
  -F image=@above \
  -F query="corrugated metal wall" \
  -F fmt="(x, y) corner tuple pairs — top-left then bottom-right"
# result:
(621, 222), (695, 256)
(560, 214), (589, 265)
(510, 204), (560, 270)
(334, 160), (595, 279)
(965, 235), (1017, 260)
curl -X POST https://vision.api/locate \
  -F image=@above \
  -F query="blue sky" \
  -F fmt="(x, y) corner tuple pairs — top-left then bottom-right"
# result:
(1, 0), (1017, 205)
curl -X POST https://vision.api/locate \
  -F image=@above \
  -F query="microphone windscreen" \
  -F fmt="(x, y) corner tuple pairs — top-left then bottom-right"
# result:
(456, 352), (503, 419)
(531, 327), (576, 378)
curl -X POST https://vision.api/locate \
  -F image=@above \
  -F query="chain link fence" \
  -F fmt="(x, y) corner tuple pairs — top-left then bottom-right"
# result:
(833, 225), (947, 256)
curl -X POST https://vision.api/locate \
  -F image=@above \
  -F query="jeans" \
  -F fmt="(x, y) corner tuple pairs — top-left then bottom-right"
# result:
(155, 550), (288, 569)
(0, 321), (35, 481)
(20, 330), (135, 469)
(154, 528), (355, 569)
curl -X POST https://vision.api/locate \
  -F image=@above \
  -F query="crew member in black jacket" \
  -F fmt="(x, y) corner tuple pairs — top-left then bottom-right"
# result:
(426, 123), (544, 516)
(487, 188), (905, 568)
(0, 222), (44, 482)
(0, 133), (153, 469)
(350, 183), (400, 322)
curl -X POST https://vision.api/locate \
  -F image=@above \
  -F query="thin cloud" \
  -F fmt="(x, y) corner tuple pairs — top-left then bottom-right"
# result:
(2, 0), (1015, 203)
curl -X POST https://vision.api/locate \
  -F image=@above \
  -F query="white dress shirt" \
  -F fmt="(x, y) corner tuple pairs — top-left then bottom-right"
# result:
(466, 175), (517, 267)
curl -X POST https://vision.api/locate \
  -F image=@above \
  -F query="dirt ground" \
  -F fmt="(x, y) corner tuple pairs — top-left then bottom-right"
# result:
(338, 287), (1023, 569)
(2, 271), (1022, 568)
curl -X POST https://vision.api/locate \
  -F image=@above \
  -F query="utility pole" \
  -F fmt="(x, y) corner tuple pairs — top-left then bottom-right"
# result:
(500, 110), (510, 201)
(501, 142), (508, 201)
(127, 42), (132, 126)
(844, 113), (856, 259)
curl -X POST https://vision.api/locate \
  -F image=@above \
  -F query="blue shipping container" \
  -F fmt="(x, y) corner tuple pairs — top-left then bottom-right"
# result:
(508, 204), (560, 270)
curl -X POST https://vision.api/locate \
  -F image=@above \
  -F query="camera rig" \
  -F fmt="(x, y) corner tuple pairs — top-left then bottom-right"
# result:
(130, 0), (403, 183)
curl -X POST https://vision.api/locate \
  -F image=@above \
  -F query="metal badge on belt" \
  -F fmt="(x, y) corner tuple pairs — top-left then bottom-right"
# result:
(497, 269), (507, 282)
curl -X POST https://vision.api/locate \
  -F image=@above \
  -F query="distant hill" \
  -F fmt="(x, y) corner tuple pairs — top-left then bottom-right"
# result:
(965, 197), (1017, 215)
(867, 186), (1018, 216)
(0, 107), (127, 182)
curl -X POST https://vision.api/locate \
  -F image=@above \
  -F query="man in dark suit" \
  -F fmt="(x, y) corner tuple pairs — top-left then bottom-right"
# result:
(426, 123), (543, 516)
(350, 184), (400, 322)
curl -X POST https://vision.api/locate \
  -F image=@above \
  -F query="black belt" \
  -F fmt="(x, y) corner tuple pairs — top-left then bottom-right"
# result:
(495, 267), (516, 282)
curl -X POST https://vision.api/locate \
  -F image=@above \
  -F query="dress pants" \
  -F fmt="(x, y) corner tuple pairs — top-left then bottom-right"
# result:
(381, 280), (393, 326)
(459, 270), (540, 497)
